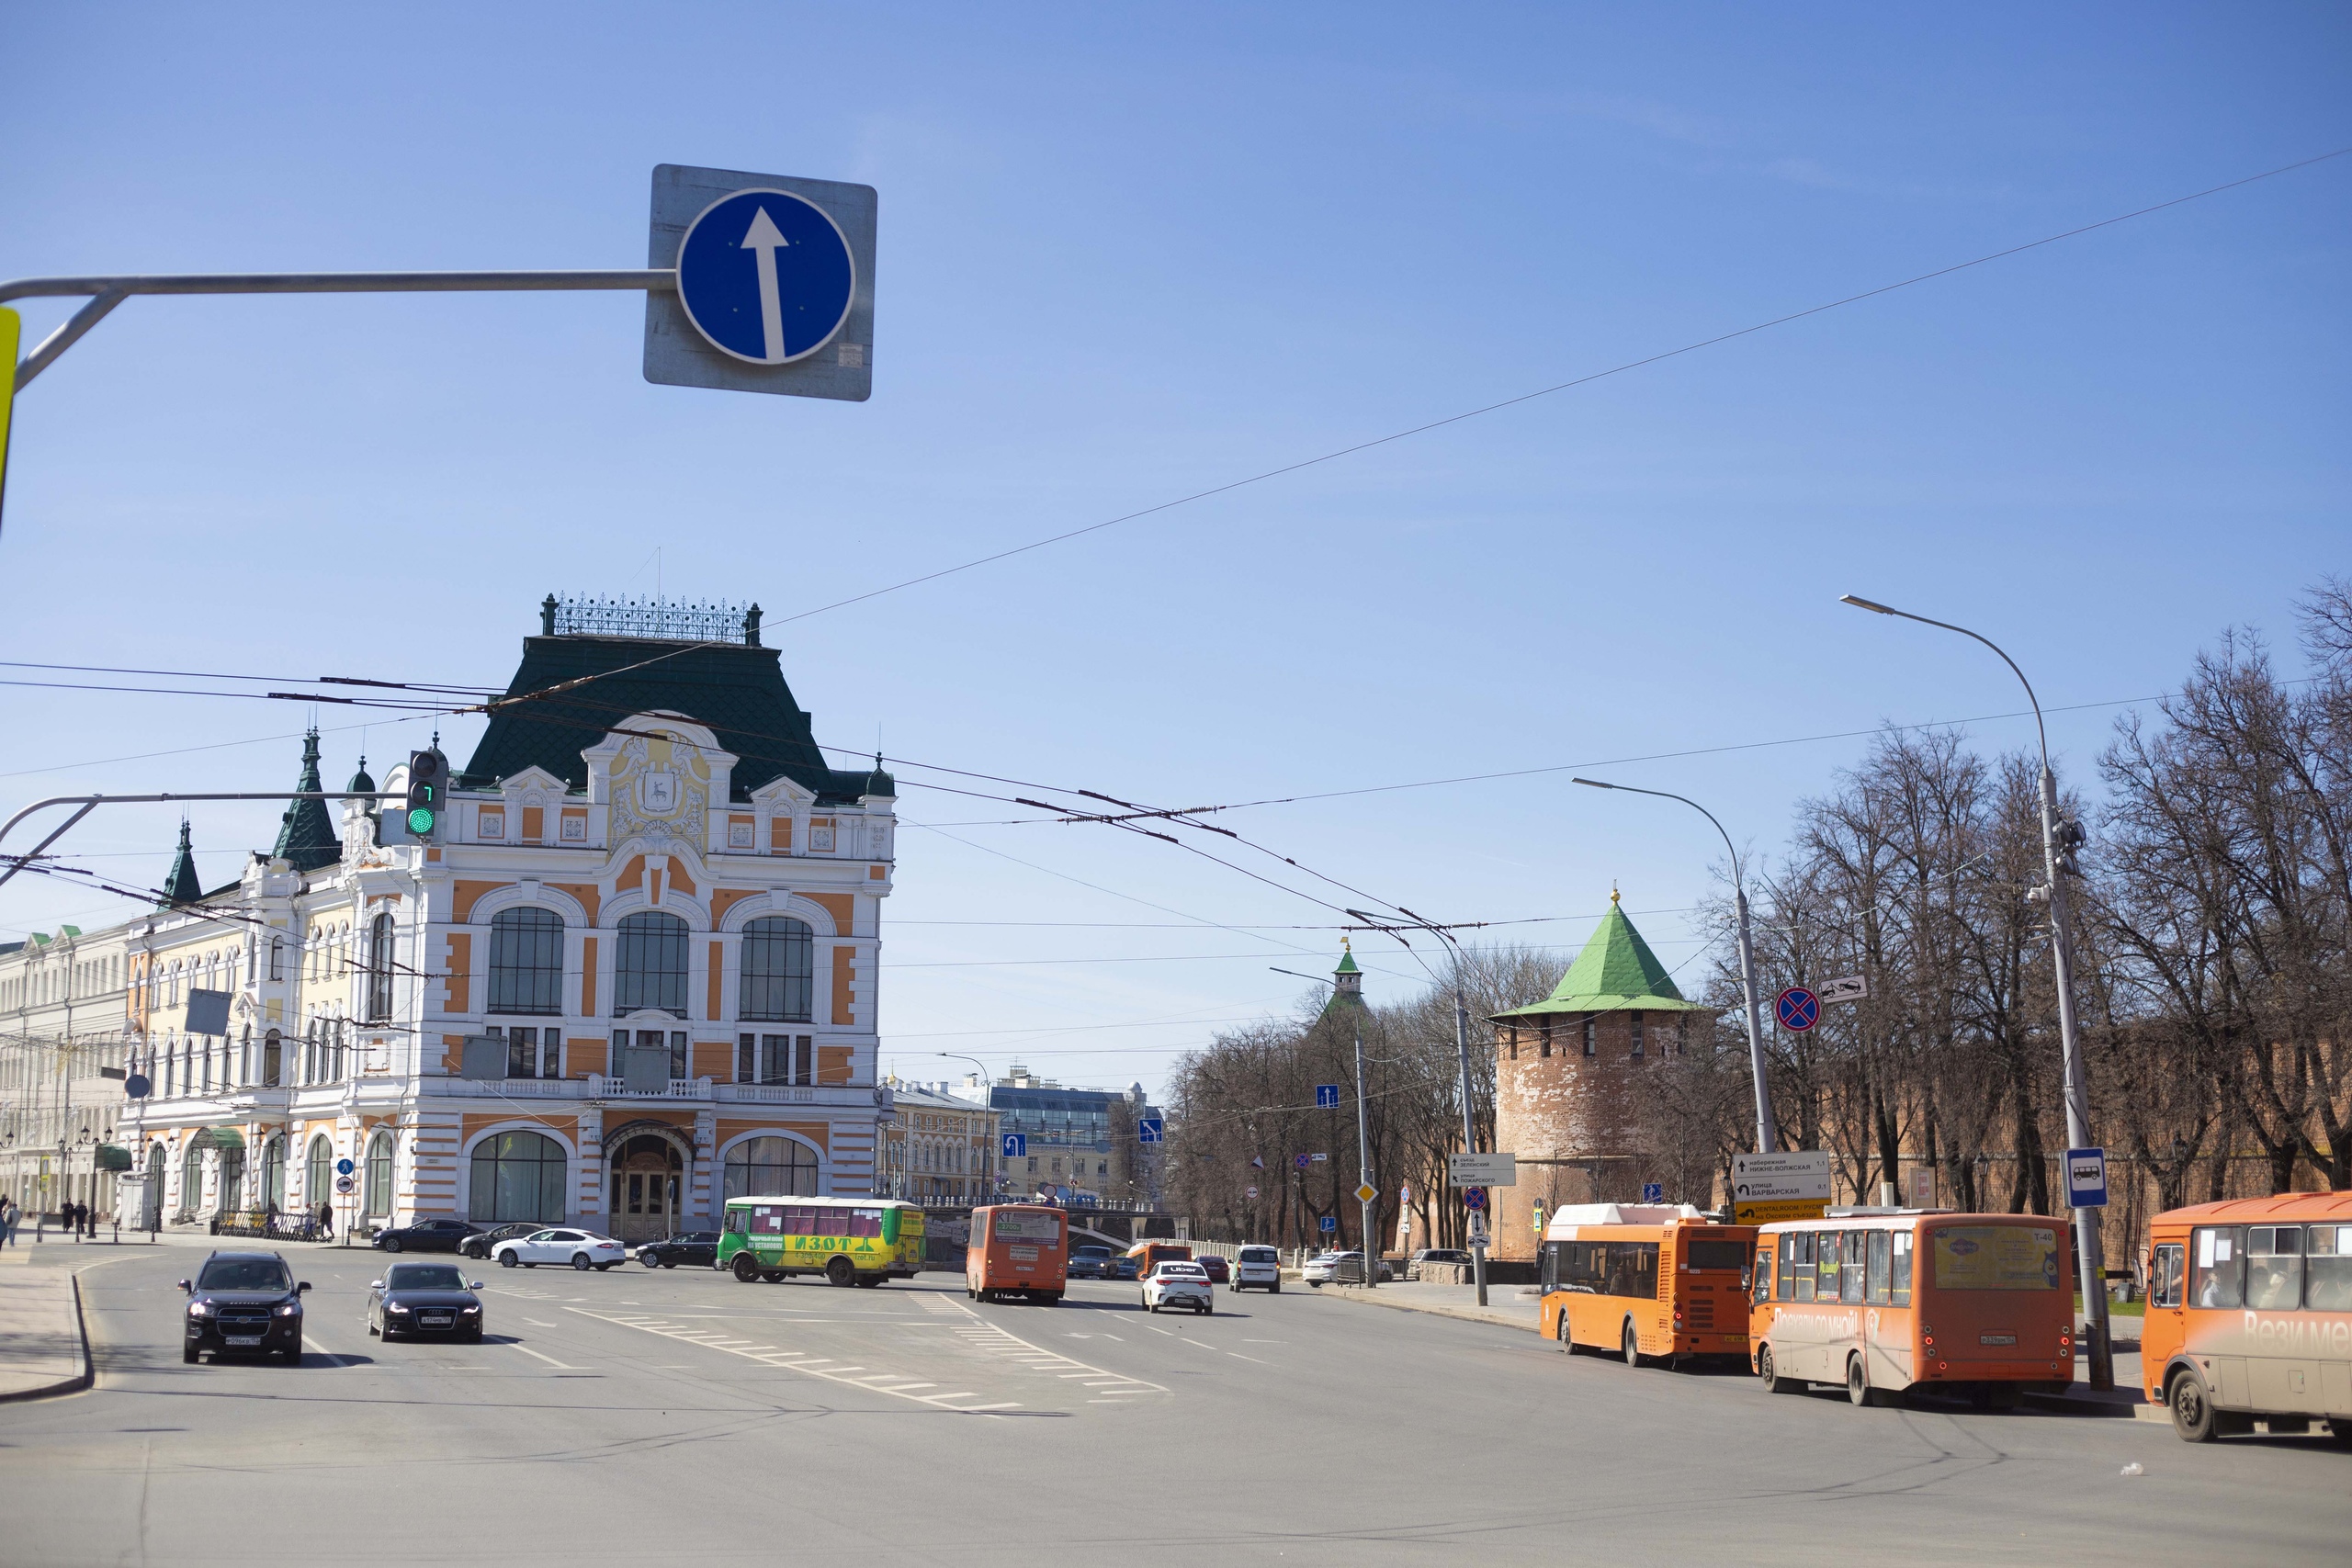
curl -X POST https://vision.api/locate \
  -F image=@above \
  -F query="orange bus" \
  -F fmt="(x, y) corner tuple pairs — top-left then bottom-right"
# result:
(966, 1204), (1069, 1304)
(1125, 1240), (1192, 1279)
(2141, 1193), (2352, 1443)
(1539, 1204), (1757, 1366)
(1749, 1211), (2073, 1408)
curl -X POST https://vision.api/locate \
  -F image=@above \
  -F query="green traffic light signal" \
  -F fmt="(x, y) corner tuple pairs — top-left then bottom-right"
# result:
(407, 807), (435, 835)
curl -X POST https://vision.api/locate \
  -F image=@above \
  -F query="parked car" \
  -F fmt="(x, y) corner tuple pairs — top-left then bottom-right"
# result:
(1068, 1244), (1116, 1280)
(371, 1217), (483, 1254)
(637, 1231), (720, 1269)
(179, 1250), (310, 1364)
(1406, 1247), (1472, 1280)
(1194, 1253), (1230, 1284)
(458, 1222), (545, 1260)
(368, 1262), (487, 1342)
(1139, 1260), (1215, 1315)
(1302, 1250), (1393, 1286)
(1232, 1244), (1283, 1292)
(492, 1227), (627, 1270)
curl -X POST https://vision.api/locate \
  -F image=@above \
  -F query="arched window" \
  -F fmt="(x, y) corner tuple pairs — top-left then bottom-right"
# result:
(262, 1029), (283, 1088)
(260, 1135), (287, 1213)
(488, 907), (566, 1015)
(723, 1136), (821, 1200)
(365, 1130), (394, 1219)
(613, 911), (689, 1017)
(180, 1142), (204, 1215)
(306, 1135), (333, 1213)
(365, 913), (395, 1021)
(469, 1130), (568, 1223)
(738, 917), (813, 1022)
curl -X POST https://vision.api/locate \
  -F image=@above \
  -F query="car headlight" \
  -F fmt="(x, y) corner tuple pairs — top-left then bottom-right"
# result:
(187, 1302), (212, 1318)
(459, 1304), (482, 1314)
(275, 1303), (300, 1317)
(387, 1303), (411, 1314)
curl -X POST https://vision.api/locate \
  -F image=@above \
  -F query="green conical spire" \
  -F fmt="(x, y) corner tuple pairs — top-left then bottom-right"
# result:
(159, 819), (203, 908)
(1494, 891), (1708, 1019)
(272, 728), (341, 873)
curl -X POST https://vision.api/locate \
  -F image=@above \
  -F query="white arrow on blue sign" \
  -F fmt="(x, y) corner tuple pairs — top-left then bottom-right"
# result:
(675, 188), (855, 366)
(1642, 1182), (1664, 1203)
(2065, 1146), (2108, 1209)
(1315, 1084), (1340, 1109)
(1001, 1133), (1026, 1159)
(1318, 1215), (1337, 1233)
(1137, 1117), (1165, 1144)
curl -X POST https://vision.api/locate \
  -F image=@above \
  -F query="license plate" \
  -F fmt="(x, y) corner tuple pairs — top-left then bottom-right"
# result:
(225, 1336), (264, 1347)
(1980, 1334), (2016, 1346)
(1721, 1334), (1747, 1345)
(421, 1315), (452, 1326)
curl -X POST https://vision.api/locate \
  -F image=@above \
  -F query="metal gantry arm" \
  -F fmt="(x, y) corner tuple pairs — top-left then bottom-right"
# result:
(5, 269), (676, 391)
(1839, 592), (2115, 1392)
(0, 792), (404, 895)
(1571, 777), (1779, 1156)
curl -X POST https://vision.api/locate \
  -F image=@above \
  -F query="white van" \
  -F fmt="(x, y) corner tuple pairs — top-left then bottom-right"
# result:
(1232, 1244), (1283, 1292)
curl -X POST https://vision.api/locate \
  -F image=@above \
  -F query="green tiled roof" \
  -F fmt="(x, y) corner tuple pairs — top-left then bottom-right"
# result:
(160, 820), (204, 907)
(272, 729), (341, 874)
(1494, 897), (1709, 1019)
(461, 632), (878, 804)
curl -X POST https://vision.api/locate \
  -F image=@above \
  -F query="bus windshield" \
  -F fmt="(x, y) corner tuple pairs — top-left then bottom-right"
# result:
(1930, 1225), (2059, 1291)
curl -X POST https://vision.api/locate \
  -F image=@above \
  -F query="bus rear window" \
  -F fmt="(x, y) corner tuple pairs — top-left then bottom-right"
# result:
(1685, 1239), (1747, 1271)
(1932, 1225), (2059, 1291)
(995, 1211), (1062, 1242)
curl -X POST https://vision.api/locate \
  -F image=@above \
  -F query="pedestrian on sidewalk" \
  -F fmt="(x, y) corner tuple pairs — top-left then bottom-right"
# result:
(0, 1195), (14, 1246)
(318, 1201), (334, 1241)
(66, 1201), (83, 1243)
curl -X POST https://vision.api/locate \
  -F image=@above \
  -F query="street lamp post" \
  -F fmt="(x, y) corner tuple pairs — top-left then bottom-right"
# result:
(1571, 779), (1778, 1156)
(1271, 967), (1377, 1290)
(1839, 593), (2114, 1391)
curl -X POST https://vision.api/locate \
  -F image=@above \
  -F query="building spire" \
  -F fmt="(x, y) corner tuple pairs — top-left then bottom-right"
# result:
(272, 728), (341, 873)
(159, 818), (203, 907)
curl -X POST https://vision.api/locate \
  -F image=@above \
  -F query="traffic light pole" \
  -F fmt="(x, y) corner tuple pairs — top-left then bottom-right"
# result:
(0, 791), (403, 895)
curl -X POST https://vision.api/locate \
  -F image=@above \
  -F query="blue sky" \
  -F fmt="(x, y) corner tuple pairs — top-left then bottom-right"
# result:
(3, 5), (2346, 1096)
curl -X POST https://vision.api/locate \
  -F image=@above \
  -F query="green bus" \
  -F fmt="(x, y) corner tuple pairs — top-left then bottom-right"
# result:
(718, 1195), (927, 1287)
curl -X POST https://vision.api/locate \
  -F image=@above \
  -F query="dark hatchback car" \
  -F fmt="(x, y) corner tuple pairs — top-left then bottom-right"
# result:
(458, 1222), (544, 1260)
(181, 1251), (310, 1364)
(372, 1218), (482, 1254)
(637, 1231), (720, 1269)
(1194, 1254), (1230, 1284)
(1068, 1245), (1116, 1280)
(368, 1262), (487, 1342)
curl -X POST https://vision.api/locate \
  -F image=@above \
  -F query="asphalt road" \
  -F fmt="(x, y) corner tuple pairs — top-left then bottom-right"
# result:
(3, 1247), (2345, 1565)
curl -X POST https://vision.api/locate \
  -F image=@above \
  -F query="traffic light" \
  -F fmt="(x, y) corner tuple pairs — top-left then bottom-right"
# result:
(405, 749), (447, 839)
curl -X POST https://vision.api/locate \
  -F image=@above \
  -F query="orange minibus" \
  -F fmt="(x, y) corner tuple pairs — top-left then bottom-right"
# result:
(1750, 1211), (2074, 1408)
(2141, 1192), (2352, 1443)
(1125, 1240), (1193, 1279)
(967, 1204), (1069, 1304)
(1539, 1204), (1757, 1366)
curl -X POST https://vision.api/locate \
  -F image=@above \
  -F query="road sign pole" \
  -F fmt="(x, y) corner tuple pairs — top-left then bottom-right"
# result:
(1734, 885), (1779, 1155)
(1354, 1019), (1374, 1290)
(1454, 987), (1486, 1307)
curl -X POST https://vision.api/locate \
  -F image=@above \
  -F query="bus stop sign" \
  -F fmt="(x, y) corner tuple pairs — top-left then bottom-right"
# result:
(2066, 1147), (2109, 1209)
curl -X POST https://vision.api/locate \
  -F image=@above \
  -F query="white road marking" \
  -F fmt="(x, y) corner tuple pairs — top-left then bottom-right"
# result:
(1230, 1354), (1269, 1364)
(507, 1343), (582, 1371)
(525, 1318), (558, 1327)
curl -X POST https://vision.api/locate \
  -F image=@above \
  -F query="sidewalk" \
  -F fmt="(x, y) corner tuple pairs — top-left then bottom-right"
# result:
(1317, 1279), (1541, 1332)
(0, 1253), (91, 1402)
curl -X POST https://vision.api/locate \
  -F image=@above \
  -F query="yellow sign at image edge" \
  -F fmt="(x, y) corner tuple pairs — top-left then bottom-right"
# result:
(1734, 1199), (1831, 1226)
(1354, 1183), (1378, 1204)
(0, 307), (17, 515)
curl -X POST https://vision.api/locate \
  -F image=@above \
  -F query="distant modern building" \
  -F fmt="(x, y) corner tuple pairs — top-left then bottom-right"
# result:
(949, 1067), (1159, 1205)
(876, 1080), (999, 1204)
(3, 595), (901, 1243)
(1486, 892), (1713, 1261)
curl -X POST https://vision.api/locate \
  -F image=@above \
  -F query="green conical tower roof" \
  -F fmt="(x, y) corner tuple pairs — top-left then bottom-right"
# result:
(1494, 891), (1708, 1018)
(159, 820), (204, 908)
(272, 729), (341, 873)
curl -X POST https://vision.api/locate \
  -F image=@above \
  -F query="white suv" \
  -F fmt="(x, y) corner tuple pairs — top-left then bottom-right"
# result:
(1140, 1261), (1215, 1315)
(1231, 1245), (1282, 1292)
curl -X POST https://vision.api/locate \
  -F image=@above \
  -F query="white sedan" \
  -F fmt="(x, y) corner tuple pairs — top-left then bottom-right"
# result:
(1139, 1260), (1215, 1314)
(1301, 1250), (1391, 1286)
(492, 1228), (626, 1271)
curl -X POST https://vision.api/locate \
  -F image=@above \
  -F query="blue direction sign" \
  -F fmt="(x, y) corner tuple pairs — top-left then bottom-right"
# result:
(1318, 1214), (1338, 1234)
(1775, 986), (1821, 1032)
(1315, 1084), (1341, 1110)
(675, 187), (855, 366)
(1001, 1133), (1027, 1159)
(1642, 1181), (1665, 1203)
(1462, 1186), (1487, 1212)
(1137, 1117), (1165, 1144)
(2065, 1147), (2109, 1209)
(335, 1157), (355, 1177)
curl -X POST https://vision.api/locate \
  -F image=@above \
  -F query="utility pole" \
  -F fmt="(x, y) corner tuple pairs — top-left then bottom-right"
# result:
(1353, 1018), (1375, 1290)
(1840, 594), (2114, 1391)
(1453, 987), (1487, 1306)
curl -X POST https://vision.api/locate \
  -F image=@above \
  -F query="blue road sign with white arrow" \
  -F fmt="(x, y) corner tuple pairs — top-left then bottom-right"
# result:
(675, 187), (855, 366)
(1319, 1215), (1337, 1233)
(1642, 1181), (1664, 1203)
(1315, 1084), (1340, 1109)
(1001, 1133), (1026, 1159)
(1137, 1117), (1165, 1144)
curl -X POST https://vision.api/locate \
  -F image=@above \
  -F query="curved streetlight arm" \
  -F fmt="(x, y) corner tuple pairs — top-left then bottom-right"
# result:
(1838, 596), (2048, 766)
(1569, 778), (1744, 890)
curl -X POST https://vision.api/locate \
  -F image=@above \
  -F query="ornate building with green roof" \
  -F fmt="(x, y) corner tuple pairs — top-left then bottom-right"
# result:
(1486, 891), (1713, 1260)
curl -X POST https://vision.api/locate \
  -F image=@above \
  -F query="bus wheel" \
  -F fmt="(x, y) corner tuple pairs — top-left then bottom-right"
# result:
(1758, 1343), (1800, 1395)
(1622, 1321), (1642, 1368)
(732, 1254), (762, 1283)
(1847, 1356), (1878, 1407)
(762, 1271), (786, 1284)
(826, 1257), (857, 1288)
(1555, 1315), (1573, 1354)
(2326, 1417), (2352, 1445)
(2169, 1368), (2222, 1442)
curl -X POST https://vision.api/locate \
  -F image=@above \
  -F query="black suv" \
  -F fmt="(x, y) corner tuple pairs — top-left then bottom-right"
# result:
(636, 1232), (721, 1269)
(181, 1251), (310, 1364)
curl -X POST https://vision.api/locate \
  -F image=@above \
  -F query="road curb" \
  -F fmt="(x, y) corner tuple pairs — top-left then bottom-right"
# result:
(0, 1271), (92, 1404)
(1321, 1284), (1535, 1333)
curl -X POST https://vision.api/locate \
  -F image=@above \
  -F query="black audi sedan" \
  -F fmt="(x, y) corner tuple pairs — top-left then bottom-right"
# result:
(368, 1262), (487, 1342)
(636, 1231), (721, 1269)
(370, 1217), (481, 1253)
(458, 1222), (544, 1260)
(181, 1251), (310, 1364)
